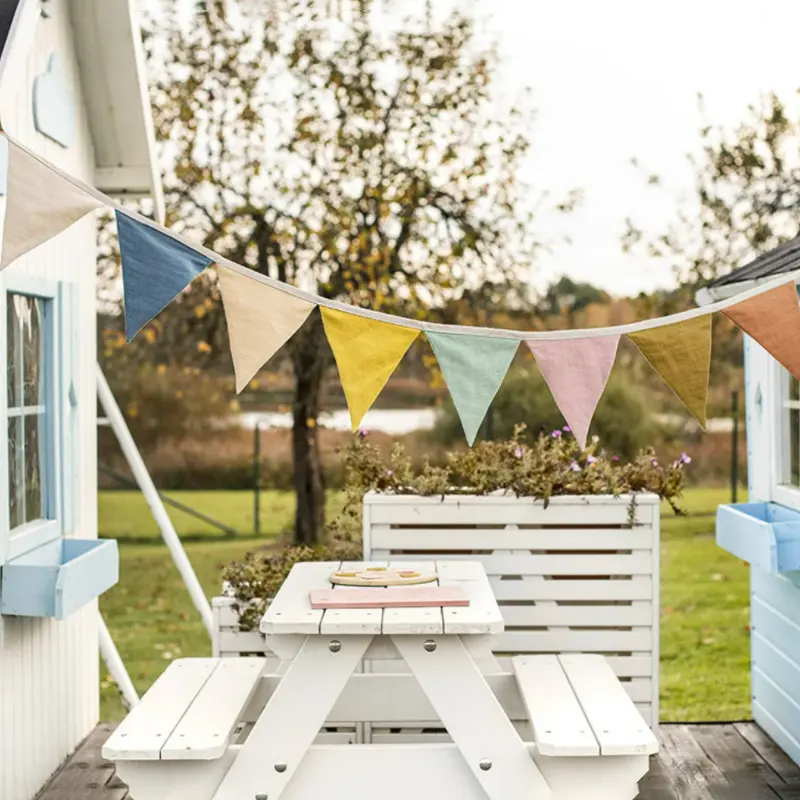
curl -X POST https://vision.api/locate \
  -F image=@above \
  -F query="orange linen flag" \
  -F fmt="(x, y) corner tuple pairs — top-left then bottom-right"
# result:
(723, 282), (800, 380)
(321, 307), (420, 430)
(628, 315), (712, 427)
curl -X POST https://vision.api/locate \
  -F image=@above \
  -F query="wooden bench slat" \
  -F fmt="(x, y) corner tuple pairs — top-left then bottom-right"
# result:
(559, 654), (659, 756)
(512, 655), (599, 756)
(102, 659), (218, 761)
(161, 658), (265, 760)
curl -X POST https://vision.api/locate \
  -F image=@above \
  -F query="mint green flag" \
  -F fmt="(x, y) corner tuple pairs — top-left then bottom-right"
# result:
(427, 331), (519, 445)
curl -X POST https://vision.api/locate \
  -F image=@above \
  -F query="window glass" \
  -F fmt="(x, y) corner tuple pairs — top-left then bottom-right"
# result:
(6, 294), (48, 530)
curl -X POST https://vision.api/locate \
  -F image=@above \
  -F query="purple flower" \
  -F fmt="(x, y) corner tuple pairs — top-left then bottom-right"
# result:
(611, 455), (620, 462)
(680, 452), (692, 465)
(563, 425), (572, 433)
(552, 430), (562, 439)
(386, 470), (393, 477)
(357, 428), (369, 439)
(586, 455), (597, 465)
(513, 445), (524, 459)
(569, 460), (581, 472)
(651, 458), (659, 467)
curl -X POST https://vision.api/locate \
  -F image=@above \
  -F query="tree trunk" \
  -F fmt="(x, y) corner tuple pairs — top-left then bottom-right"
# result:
(289, 315), (328, 546)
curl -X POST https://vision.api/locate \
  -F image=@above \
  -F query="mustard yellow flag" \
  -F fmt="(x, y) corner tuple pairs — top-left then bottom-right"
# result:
(628, 315), (711, 427)
(321, 307), (420, 430)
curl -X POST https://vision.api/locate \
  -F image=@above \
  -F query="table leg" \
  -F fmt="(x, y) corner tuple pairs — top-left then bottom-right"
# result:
(212, 634), (373, 800)
(393, 635), (552, 800)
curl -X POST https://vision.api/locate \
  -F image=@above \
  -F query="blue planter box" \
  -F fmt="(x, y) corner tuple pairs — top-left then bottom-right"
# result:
(1, 538), (119, 619)
(716, 502), (800, 573)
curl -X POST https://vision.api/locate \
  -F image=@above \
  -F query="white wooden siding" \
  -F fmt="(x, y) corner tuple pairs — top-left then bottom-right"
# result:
(0, 4), (100, 800)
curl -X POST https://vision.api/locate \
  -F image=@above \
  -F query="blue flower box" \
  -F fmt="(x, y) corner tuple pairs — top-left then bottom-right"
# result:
(0, 538), (119, 619)
(716, 502), (800, 573)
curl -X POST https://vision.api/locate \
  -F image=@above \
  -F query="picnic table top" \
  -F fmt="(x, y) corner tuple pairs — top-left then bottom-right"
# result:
(260, 559), (504, 637)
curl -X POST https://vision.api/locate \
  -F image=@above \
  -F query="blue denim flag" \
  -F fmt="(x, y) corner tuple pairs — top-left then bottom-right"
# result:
(118, 210), (212, 340)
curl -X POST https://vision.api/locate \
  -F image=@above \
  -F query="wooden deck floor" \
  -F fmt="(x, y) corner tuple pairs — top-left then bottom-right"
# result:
(39, 722), (800, 800)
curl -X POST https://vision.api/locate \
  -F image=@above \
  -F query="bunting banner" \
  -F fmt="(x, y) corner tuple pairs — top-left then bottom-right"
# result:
(527, 336), (620, 449)
(5, 132), (800, 448)
(1, 139), (102, 268)
(427, 331), (519, 445)
(628, 315), (712, 427)
(321, 307), (420, 430)
(723, 282), (800, 380)
(218, 265), (315, 392)
(117, 210), (214, 340)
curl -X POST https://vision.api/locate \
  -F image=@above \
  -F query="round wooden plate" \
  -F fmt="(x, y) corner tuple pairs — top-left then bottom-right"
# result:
(330, 566), (437, 587)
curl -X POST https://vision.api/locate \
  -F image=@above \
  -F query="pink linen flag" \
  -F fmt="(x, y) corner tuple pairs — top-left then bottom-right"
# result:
(527, 335), (620, 449)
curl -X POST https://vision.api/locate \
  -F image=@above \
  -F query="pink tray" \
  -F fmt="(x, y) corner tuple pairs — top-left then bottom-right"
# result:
(309, 586), (470, 609)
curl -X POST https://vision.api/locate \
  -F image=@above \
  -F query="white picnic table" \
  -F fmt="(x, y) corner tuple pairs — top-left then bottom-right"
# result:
(103, 559), (658, 800)
(212, 559), (552, 800)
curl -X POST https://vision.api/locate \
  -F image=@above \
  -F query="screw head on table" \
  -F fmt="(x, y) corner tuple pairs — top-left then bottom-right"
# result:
(274, 762), (288, 773)
(479, 760), (492, 771)
(255, 794), (268, 799)
(328, 640), (342, 653)
(423, 640), (437, 652)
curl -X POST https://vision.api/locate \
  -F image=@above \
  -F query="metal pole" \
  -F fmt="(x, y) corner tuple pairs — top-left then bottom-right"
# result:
(253, 423), (261, 536)
(97, 364), (214, 637)
(731, 390), (739, 504)
(98, 612), (139, 709)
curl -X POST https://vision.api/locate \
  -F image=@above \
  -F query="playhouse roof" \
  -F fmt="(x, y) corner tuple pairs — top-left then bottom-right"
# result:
(696, 235), (800, 304)
(0, 0), (164, 222)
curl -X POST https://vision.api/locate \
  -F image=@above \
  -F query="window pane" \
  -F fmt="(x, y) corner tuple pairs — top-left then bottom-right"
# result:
(24, 414), (43, 521)
(7, 293), (20, 407)
(792, 377), (800, 403)
(22, 296), (43, 407)
(8, 416), (23, 529)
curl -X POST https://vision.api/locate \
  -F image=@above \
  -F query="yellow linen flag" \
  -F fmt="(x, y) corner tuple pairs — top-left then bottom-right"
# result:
(628, 315), (712, 427)
(321, 307), (420, 430)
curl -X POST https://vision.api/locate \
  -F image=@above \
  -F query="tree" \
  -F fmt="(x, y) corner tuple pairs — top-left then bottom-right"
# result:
(144, 0), (560, 544)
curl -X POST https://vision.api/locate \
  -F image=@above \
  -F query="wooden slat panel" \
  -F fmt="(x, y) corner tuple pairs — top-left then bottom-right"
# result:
(490, 576), (652, 601)
(436, 561), (504, 635)
(261, 562), (339, 635)
(370, 527), (655, 551)
(103, 659), (218, 760)
(216, 630), (268, 654)
(559, 654), (658, 756)
(379, 561), (443, 635)
(366, 552), (652, 576)
(367, 501), (652, 527)
(320, 561), (383, 635)
(501, 603), (652, 628)
(495, 629), (652, 653)
(495, 654), (653, 677)
(512, 655), (599, 756)
(162, 658), (265, 760)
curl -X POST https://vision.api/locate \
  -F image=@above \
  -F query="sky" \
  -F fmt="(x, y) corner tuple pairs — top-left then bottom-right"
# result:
(481, 0), (800, 295)
(173, 0), (800, 297)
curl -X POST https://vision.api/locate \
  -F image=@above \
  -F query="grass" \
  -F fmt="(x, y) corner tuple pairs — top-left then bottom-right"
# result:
(98, 486), (753, 723)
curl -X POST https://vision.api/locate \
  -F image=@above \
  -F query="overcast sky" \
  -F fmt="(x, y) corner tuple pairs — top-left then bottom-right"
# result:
(481, 0), (800, 295)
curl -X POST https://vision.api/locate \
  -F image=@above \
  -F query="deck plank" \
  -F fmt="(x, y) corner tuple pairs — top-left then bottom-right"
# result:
(38, 721), (800, 800)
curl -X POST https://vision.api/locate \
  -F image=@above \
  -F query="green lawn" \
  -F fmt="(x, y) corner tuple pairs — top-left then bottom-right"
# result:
(98, 486), (753, 723)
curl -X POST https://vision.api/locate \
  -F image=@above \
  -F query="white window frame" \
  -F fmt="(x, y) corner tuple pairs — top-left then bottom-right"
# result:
(0, 272), (75, 566)
(772, 360), (800, 511)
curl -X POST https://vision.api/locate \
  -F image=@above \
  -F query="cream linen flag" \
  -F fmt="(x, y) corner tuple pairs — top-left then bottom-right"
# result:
(1, 139), (103, 268)
(218, 266), (316, 392)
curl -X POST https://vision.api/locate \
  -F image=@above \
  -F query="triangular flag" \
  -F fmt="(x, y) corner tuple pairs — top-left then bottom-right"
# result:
(628, 315), (711, 426)
(218, 266), (315, 392)
(321, 307), (420, 430)
(1, 139), (102, 268)
(427, 331), (518, 445)
(117, 211), (213, 340)
(723, 282), (800, 379)
(527, 336), (620, 449)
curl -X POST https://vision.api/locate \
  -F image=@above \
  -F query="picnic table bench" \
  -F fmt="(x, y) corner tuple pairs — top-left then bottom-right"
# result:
(104, 560), (657, 800)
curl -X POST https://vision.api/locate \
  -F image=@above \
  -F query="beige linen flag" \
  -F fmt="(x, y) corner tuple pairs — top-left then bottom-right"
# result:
(1, 139), (103, 268)
(218, 265), (316, 392)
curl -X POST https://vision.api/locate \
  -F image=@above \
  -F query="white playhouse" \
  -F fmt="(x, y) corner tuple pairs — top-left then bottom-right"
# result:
(0, 2), (162, 799)
(700, 251), (800, 766)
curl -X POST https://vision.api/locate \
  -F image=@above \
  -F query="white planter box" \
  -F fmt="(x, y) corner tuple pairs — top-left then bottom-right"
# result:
(363, 491), (660, 731)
